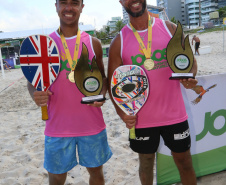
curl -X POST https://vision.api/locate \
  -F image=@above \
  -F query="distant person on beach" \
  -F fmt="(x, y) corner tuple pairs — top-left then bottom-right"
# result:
(2, 60), (12, 71)
(192, 35), (200, 55)
(27, 0), (112, 184)
(108, 0), (198, 185)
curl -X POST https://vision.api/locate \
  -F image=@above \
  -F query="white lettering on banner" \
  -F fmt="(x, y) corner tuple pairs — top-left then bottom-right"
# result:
(135, 137), (150, 141)
(174, 129), (190, 140)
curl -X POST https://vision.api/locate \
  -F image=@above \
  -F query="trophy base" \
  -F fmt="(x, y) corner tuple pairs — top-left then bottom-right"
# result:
(169, 73), (195, 80)
(81, 95), (106, 104)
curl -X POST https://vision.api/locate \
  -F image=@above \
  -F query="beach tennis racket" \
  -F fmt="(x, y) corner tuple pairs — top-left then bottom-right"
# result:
(20, 35), (60, 120)
(111, 65), (149, 139)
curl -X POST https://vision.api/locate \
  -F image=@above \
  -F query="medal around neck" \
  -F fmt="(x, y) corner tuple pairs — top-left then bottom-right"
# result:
(74, 43), (105, 104)
(166, 21), (194, 80)
(111, 65), (149, 139)
(68, 71), (75, 83)
(144, 58), (155, 70)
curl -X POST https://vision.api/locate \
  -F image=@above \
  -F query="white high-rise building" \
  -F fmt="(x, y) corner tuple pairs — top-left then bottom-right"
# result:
(201, 0), (218, 25)
(157, 0), (186, 24)
(157, 0), (220, 27)
(186, 0), (218, 26)
(122, 7), (129, 24)
(218, 0), (226, 8)
(185, 0), (200, 26)
(107, 17), (122, 32)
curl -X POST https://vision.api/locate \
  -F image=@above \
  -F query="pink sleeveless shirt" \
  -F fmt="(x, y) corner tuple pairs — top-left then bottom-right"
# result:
(120, 17), (188, 128)
(44, 31), (106, 137)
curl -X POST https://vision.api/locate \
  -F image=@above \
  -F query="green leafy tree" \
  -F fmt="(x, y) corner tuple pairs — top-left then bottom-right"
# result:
(95, 30), (111, 44)
(170, 17), (177, 24)
(105, 26), (110, 36)
(218, 6), (226, 19)
(95, 31), (107, 40)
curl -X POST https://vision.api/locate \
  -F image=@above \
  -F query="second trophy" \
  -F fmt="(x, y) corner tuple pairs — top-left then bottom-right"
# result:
(74, 43), (105, 104)
(166, 21), (195, 80)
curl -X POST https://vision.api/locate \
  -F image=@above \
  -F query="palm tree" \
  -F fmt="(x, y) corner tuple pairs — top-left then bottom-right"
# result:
(115, 20), (125, 33)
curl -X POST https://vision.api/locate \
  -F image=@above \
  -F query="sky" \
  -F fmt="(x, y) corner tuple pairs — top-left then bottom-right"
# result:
(0, 0), (157, 32)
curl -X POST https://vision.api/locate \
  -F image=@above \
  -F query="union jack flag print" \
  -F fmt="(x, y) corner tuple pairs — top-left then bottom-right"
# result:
(20, 35), (60, 92)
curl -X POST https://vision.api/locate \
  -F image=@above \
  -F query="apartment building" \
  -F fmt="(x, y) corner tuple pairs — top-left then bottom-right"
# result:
(218, 0), (226, 8)
(157, 0), (187, 24)
(201, 0), (218, 24)
(185, 0), (200, 26)
(185, 0), (219, 26)
(107, 17), (122, 32)
(122, 7), (129, 24)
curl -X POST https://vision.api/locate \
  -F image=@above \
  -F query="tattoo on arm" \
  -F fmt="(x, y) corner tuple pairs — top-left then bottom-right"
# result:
(170, 23), (175, 32)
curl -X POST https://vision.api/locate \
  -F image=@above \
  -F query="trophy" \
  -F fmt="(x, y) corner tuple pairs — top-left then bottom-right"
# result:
(74, 43), (105, 104)
(166, 21), (195, 80)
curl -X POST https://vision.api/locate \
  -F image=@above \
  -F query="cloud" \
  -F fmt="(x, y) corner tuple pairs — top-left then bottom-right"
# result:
(80, 13), (109, 31)
(0, 0), (58, 32)
(0, 0), (127, 32)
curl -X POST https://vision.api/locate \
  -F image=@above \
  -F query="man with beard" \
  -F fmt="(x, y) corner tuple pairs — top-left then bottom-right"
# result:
(107, 0), (198, 184)
(27, 0), (112, 184)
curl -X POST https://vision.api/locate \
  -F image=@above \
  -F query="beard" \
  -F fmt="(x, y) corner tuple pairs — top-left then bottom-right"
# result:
(124, 0), (147, 18)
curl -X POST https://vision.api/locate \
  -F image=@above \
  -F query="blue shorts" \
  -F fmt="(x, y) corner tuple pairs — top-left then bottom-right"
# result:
(44, 129), (112, 174)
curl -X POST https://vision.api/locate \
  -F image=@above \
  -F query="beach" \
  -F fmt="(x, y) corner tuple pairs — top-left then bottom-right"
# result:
(0, 30), (226, 185)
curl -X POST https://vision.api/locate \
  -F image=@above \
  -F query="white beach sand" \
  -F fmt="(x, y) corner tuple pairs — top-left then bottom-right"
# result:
(0, 30), (226, 185)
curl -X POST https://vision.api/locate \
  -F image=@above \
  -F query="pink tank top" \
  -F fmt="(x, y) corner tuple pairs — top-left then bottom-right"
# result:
(44, 31), (106, 137)
(120, 17), (188, 128)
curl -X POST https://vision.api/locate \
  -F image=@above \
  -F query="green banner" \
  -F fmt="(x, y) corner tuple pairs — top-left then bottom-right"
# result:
(157, 146), (226, 185)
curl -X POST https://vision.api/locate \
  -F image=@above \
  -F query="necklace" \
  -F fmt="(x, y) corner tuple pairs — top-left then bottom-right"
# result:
(140, 31), (148, 41)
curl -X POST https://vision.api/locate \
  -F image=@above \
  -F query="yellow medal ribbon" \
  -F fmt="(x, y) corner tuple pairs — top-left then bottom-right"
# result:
(59, 27), (81, 82)
(130, 15), (154, 70)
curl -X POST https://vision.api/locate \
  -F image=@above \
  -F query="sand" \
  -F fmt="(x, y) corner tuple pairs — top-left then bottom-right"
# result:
(0, 30), (226, 185)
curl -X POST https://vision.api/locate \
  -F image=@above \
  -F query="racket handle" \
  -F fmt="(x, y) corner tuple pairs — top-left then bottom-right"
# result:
(41, 106), (49, 120)
(129, 126), (136, 139)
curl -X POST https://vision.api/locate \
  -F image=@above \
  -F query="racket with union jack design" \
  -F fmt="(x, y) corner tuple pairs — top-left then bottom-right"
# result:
(20, 35), (60, 120)
(111, 65), (149, 139)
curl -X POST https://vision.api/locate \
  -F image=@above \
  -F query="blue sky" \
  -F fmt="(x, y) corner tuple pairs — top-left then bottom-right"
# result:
(0, 0), (157, 32)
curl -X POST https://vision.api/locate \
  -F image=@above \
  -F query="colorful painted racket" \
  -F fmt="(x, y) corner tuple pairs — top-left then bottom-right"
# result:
(20, 35), (60, 120)
(111, 65), (149, 139)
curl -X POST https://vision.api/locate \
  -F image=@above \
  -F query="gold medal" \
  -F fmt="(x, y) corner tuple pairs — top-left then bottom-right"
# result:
(68, 71), (75, 83)
(144, 59), (155, 70)
(59, 27), (81, 82)
(130, 16), (154, 71)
